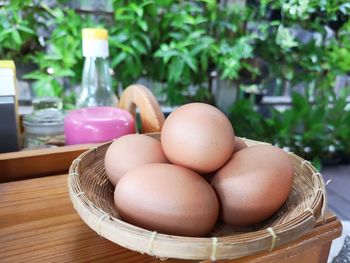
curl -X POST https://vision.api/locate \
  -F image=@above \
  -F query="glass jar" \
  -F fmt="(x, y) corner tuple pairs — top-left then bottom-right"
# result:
(23, 97), (65, 149)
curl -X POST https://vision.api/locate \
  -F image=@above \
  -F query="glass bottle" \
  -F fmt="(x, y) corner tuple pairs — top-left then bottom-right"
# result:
(76, 28), (118, 108)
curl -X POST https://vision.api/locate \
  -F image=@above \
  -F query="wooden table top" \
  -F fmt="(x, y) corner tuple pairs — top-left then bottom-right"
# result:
(0, 173), (342, 263)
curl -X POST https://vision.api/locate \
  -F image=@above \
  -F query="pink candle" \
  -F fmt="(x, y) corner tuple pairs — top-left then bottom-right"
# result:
(64, 107), (135, 145)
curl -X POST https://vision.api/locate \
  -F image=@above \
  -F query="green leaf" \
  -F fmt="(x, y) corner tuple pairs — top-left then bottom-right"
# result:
(33, 78), (56, 97)
(11, 30), (22, 45)
(131, 39), (147, 54)
(63, 102), (76, 110)
(45, 53), (63, 60)
(23, 71), (44, 80)
(281, 65), (294, 80)
(112, 52), (127, 67)
(0, 28), (14, 37)
(181, 54), (197, 72)
(312, 157), (321, 171)
(116, 14), (134, 22)
(111, 33), (128, 43)
(200, 53), (208, 71)
(55, 69), (75, 77)
(52, 80), (63, 97)
(190, 39), (213, 56)
(138, 20), (148, 31)
(130, 3), (143, 17)
(154, 50), (178, 64)
(311, 108), (326, 125)
(275, 25), (298, 50)
(137, 0), (153, 9)
(222, 67), (238, 79)
(168, 57), (184, 82)
(291, 92), (308, 116)
(138, 33), (151, 48)
(18, 25), (35, 34)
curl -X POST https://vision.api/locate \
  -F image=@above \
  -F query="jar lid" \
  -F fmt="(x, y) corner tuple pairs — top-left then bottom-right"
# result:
(32, 96), (63, 111)
(23, 97), (65, 127)
(82, 28), (109, 58)
(23, 108), (65, 127)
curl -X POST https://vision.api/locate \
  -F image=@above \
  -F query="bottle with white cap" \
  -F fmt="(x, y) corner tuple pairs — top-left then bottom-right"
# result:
(76, 28), (118, 108)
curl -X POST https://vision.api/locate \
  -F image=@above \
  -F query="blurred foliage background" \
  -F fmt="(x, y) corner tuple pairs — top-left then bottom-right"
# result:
(1, 0), (350, 166)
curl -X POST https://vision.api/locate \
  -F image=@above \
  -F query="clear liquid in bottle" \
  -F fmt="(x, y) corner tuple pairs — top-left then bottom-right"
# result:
(76, 28), (118, 108)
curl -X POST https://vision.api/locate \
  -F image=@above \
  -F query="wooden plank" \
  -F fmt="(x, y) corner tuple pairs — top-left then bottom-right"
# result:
(0, 174), (342, 263)
(0, 144), (98, 183)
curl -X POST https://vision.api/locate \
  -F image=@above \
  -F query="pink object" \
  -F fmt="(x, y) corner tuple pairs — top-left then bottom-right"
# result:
(64, 107), (135, 145)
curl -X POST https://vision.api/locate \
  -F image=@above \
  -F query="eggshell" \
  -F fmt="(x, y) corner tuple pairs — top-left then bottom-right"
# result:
(211, 145), (294, 226)
(233, 137), (247, 154)
(114, 163), (219, 237)
(105, 134), (168, 186)
(161, 103), (235, 173)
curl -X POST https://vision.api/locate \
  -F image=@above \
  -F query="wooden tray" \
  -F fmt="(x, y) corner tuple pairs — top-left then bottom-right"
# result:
(0, 84), (343, 262)
(0, 144), (343, 263)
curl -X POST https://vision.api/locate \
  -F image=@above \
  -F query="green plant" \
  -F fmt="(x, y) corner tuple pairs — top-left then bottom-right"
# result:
(268, 93), (331, 162)
(108, 1), (258, 105)
(1, 0), (350, 163)
(224, 0), (350, 165)
(326, 88), (350, 158)
(229, 89), (350, 168)
(152, 1), (214, 104)
(110, 1), (154, 85)
(253, 0), (350, 97)
(7, 1), (258, 106)
(23, 5), (94, 108)
(229, 98), (267, 141)
(0, 0), (41, 61)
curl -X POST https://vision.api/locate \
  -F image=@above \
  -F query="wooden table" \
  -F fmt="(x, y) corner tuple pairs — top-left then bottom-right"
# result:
(0, 146), (343, 263)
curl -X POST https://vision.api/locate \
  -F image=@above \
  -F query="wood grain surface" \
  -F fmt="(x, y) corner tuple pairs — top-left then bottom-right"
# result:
(0, 174), (342, 263)
(0, 144), (97, 183)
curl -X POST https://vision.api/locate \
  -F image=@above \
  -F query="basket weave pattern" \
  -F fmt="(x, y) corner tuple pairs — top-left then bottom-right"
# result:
(68, 136), (326, 260)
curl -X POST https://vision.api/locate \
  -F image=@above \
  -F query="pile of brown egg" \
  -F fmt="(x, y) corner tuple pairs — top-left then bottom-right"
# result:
(104, 103), (294, 237)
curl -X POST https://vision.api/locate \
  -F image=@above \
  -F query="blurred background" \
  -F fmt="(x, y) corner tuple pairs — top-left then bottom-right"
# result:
(1, 0), (350, 167)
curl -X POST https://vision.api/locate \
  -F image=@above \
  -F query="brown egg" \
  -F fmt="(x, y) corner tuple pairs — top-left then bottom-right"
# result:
(211, 145), (294, 227)
(233, 137), (247, 154)
(104, 134), (167, 186)
(161, 103), (235, 173)
(114, 163), (219, 237)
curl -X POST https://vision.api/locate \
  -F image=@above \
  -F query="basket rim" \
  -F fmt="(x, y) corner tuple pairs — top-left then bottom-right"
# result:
(67, 135), (327, 260)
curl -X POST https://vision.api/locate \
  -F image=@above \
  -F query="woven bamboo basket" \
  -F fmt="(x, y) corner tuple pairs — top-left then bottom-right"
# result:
(67, 84), (327, 261)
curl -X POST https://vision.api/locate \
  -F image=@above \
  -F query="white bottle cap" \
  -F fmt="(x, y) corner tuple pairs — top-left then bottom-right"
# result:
(82, 28), (109, 58)
(0, 60), (16, 96)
